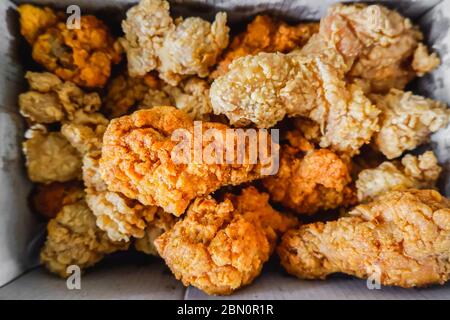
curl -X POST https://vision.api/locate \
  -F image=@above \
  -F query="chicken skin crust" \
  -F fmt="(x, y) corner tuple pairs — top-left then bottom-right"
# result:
(99, 107), (278, 216)
(154, 186), (297, 295)
(278, 189), (450, 288)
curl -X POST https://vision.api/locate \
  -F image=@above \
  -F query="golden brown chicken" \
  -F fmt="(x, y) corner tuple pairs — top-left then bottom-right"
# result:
(263, 139), (355, 215)
(40, 188), (129, 278)
(278, 189), (450, 288)
(32, 16), (121, 88)
(99, 107), (278, 216)
(211, 15), (319, 78)
(155, 186), (297, 295)
(120, 0), (229, 85)
(371, 89), (450, 159)
(356, 151), (442, 202)
(18, 4), (60, 44)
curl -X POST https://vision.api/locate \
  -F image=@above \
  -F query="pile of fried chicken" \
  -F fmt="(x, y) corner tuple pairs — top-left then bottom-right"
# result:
(17, 0), (450, 295)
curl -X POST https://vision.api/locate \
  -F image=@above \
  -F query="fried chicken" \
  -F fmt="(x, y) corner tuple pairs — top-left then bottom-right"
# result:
(32, 16), (121, 88)
(31, 181), (83, 220)
(263, 144), (355, 215)
(278, 189), (450, 288)
(18, 4), (60, 44)
(103, 72), (161, 118)
(23, 125), (82, 184)
(99, 107), (278, 216)
(356, 151), (442, 202)
(211, 15), (319, 78)
(134, 209), (178, 255)
(140, 77), (212, 120)
(154, 187), (297, 295)
(40, 189), (128, 278)
(19, 72), (102, 124)
(371, 89), (450, 159)
(120, 0), (229, 84)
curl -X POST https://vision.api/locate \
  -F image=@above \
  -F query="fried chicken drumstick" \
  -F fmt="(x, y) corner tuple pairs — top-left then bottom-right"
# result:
(278, 189), (450, 287)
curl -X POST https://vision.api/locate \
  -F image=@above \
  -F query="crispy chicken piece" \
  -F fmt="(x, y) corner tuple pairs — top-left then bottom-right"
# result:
(212, 15), (319, 78)
(19, 72), (102, 124)
(278, 189), (450, 287)
(18, 4), (59, 44)
(154, 187), (297, 295)
(40, 189), (128, 278)
(140, 77), (212, 120)
(32, 16), (121, 88)
(31, 181), (83, 220)
(356, 151), (442, 202)
(99, 107), (278, 216)
(103, 72), (161, 118)
(372, 89), (450, 159)
(263, 146), (355, 215)
(120, 0), (229, 84)
(134, 209), (177, 255)
(62, 112), (159, 242)
(23, 125), (82, 184)
(412, 43), (440, 77)
(211, 52), (379, 156)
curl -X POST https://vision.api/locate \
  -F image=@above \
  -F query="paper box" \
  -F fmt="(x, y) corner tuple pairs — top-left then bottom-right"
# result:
(1, 0), (449, 300)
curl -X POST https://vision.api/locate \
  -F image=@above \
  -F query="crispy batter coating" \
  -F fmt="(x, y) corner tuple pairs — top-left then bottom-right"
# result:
(278, 189), (450, 287)
(140, 77), (212, 120)
(31, 181), (83, 219)
(263, 146), (355, 215)
(19, 72), (101, 124)
(211, 52), (379, 155)
(372, 89), (450, 159)
(40, 190), (128, 278)
(329, 4), (436, 93)
(154, 187), (297, 295)
(120, 0), (229, 84)
(32, 16), (121, 88)
(157, 13), (229, 85)
(134, 209), (177, 255)
(23, 125), (82, 184)
(212, 15), (319, 78)
(103, 72), (161, 118)
(356, 151), (442, 202)
(18, 4), (59, 44)
(99, 107), (277, 216)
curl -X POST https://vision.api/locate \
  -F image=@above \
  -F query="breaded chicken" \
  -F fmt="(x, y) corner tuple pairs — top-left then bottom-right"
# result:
(31, 181), (83, 219)
(99, 107), (278, 216)
(19, 72), (101, 124)
(103, 72), (161, 118)
(154, 187), (297, 295)
(40, 189), (128, 278)
(263, 145), (355, 215)
(140, 77), (212, 120)
(372, 89), (450, 159)
(278, 189), (450, 288)
(23, 125), (82, 184)
(120, 0), (229, 84)
(18, 4), (60, 44)
(211, 15), (319, 78)
(32, 16), (121, 88)
(356, 151), (442, 202)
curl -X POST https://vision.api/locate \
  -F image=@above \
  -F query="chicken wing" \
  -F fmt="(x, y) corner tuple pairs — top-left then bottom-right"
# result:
(356, 151), (442, 202)
(211, 15), (319, 78)
(99, 107), (278, 216)
(278, 189), (450, 287)
(154, 186), (297, 295)
(372, 89), (450, 159)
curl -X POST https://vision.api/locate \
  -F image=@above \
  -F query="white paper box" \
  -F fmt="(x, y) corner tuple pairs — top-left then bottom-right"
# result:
(1, 0), (449, 300)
